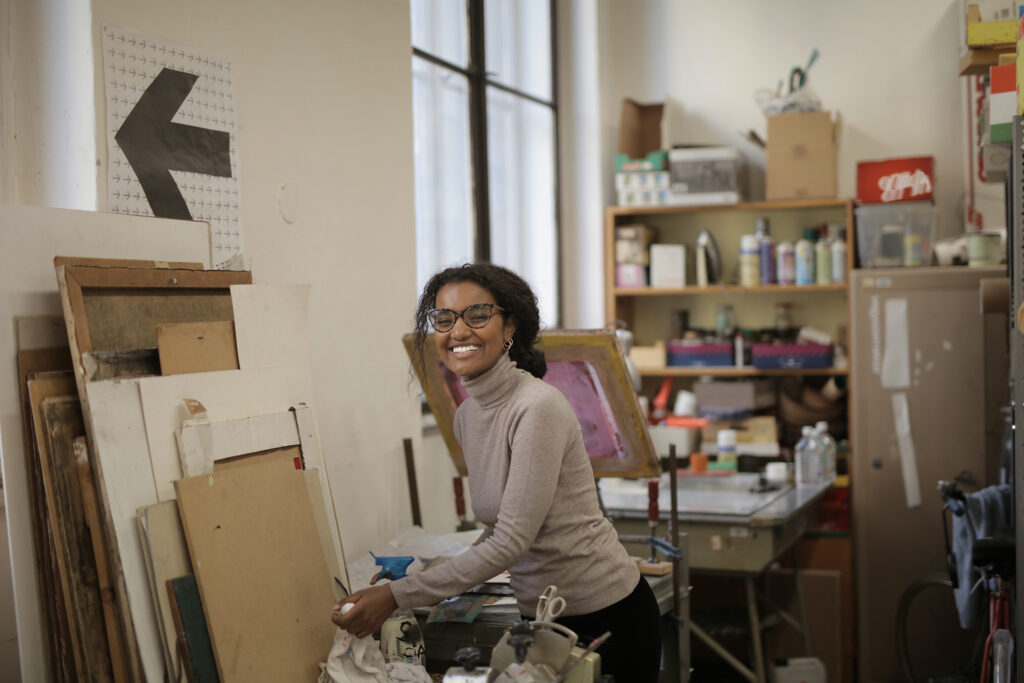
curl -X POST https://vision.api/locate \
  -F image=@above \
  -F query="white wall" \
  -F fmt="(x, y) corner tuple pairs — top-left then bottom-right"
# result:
(594, 0), (973, 243)
(2, 1), (464, 679)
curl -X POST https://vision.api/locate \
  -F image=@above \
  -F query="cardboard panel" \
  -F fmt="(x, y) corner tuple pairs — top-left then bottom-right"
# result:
(136, 367), (293, 501)
(175, 459), (335, 682)
(157, 321), (239, 375)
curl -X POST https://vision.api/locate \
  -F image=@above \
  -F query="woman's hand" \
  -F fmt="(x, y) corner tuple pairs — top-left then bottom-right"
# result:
(331, 583), (398, 639)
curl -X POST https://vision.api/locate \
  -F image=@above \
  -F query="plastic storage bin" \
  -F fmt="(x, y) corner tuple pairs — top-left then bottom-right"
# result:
(854, 200), (936, 267)
(751, 342), (832, 369)
(667, 341), (733, 367)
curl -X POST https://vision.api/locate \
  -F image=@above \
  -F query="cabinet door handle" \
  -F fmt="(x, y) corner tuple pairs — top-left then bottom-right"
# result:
(872, 458), (883, 470)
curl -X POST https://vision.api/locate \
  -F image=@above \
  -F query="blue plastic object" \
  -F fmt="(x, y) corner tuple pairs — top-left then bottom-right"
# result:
(370, 551), (416, 580)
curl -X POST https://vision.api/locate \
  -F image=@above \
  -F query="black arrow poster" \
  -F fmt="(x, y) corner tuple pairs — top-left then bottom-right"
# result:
(103, 25), (243, 268)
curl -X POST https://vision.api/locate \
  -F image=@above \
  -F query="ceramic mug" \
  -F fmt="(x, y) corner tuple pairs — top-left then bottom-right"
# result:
(966, 232), (1003, 267)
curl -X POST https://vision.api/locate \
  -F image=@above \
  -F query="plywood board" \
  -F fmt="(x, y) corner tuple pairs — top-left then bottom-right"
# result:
(136, 367), (293, 501)
(175, 458), (336, 682)
(39, 396), (113, 683)
(73, 437), (130, 683)
(157, 321), (239, 375)
(84, 378), (164, 683)
(137, 502), (191, 681)
(0, 203), (209, 683)
(230, 284), (310, 377)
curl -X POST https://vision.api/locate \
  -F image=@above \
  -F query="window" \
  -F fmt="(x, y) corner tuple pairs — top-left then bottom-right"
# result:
(410, 0), (560, 327)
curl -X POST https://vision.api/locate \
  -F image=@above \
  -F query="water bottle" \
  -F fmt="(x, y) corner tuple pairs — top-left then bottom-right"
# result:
(815, 421), (837, 482)
(992, 628), (1013, 683)
(795, 426), (823, 487)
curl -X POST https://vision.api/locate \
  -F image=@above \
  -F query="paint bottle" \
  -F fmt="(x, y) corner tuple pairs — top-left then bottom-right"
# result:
(776, 241), (796, 285)
(739, 234), (760, 287)
(815, 230), (832, 284)
(380, 608), (426, 666)
(717, 429), (737, 465)
(795, 228), (817, 286)
(831, 227), (847, 283)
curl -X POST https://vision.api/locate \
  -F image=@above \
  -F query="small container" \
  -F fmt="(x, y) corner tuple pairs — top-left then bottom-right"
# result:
(766, 461), (789, 484)
(717, 429), (737, 464)
(715, 303), (735, 338)
(831, 228), (847, 283)
(795, 229), (817, 285)
(739, 234), (760, 287)
(776, 241), (796, 285)
(774, 302), (793, 337)
(815, 233), (832, 284)
(854, 201), (936, 268)
(756, 217), (775, 284)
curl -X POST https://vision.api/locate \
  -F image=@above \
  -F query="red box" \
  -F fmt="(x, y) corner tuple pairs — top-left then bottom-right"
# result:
(856, 156), (934, 204)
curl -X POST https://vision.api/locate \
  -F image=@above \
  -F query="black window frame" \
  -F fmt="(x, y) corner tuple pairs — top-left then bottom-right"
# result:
(411, 0), (562, 325)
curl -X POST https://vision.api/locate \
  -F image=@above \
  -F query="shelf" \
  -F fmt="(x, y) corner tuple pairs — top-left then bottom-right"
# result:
(608, 197), (852, 218)
(966, 19), (1018, 49)
(637, 367), (849, 378)
(958, 47), (1015, 76)
(615, 283), (847, 296)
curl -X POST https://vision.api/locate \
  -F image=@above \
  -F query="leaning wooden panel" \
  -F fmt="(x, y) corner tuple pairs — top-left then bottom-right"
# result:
(403, 329), (660, 478)
(73, 437), (130, 683)
(40, 396), (115, 683)
(175, 458), (336, 683)
(156, 321), (239, 375)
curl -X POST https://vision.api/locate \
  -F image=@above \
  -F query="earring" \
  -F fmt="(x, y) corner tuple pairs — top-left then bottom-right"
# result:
(503, 337), (514, 351)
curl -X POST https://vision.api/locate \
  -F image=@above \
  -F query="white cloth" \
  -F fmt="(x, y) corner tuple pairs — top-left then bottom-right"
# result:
(952, 484), (1012, 628)
(385, 661), (432, 682)
(318, 628), (387, 683)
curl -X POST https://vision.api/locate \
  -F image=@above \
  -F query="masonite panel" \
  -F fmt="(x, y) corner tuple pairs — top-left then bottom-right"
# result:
(136, 367), (293, 501)
(84, 379), (165, 683)
(176, 410), (300, 478)
(175, 458), (336, 683)
(137, 502), (191, 682)
(0, 203), (209, 683)
(157, 321), (239, 375)
(39, 396), (113, 683)
(73, 437), (131, 683)
(404, 329), (660, 478)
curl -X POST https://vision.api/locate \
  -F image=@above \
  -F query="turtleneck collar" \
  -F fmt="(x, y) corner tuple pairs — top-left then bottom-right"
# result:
(462, 352), (522, 408)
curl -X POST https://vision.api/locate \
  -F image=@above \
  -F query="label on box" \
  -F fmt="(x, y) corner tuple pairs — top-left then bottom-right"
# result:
(857, 156), (934, 204)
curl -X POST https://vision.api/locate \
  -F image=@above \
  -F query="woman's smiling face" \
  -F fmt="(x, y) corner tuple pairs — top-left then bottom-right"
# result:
(432, 281), (515, 380)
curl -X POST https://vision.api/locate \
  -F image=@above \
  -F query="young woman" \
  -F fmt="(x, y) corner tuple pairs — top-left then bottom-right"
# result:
(333, 263), (661, 681)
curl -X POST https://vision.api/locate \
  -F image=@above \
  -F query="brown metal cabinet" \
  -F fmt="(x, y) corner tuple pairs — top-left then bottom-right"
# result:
(850, 266), (1007, 681)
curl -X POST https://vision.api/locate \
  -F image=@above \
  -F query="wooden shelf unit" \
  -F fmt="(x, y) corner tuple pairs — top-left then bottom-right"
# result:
(605, 197), (855, 379)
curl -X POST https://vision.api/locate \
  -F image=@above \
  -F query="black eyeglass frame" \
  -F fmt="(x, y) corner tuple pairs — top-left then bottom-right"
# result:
(426, 303), (506, 332)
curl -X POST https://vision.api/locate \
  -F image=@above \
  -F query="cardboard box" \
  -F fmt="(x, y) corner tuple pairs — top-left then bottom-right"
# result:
(615, 98), (683, 171)
(989, 63), (1016, 143)
(766, 111), (838, 200)
(629, 341), (666, 368)
(615, 263), (647, 288)
(856, 156), (935, 204)
(649, 244), (686, 287)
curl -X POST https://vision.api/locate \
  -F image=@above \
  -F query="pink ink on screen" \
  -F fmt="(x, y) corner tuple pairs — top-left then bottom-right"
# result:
(440, 360), (626, 460)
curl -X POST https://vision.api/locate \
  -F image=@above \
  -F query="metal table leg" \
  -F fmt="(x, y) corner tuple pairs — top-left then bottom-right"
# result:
(745, 577), (767, 683)
(792, 546), (812, 656)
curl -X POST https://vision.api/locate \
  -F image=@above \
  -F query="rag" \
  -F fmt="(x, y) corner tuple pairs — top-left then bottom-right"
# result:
(952, 484), (1012, 628)
(318, 626), (387, 683)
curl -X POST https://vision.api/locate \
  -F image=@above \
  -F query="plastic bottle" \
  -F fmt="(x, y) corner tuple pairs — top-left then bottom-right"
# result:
(815, 231), (832, 284)
(814, 420), (837, 481)
(795, 426), (823, 487)
(756, 217), (776, 285)
(717, 429), (737, 466)
(776, 241), (796, 285)
(831, 227), (847, 284)
(795, 229), (817, 286)
(380, 608), (426, 666)
(739, 234), (760, 287)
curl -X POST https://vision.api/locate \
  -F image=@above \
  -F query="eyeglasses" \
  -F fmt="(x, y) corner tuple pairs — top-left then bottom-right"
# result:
(427, 303), (504, 333)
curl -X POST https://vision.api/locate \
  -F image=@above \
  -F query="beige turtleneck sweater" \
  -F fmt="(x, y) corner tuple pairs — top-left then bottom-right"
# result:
(390, 353), (639, 617)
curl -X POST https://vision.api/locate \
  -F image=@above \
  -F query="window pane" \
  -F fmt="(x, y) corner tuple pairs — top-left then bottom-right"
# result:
(486, 87), (558, 327)
(410, 0), (468, 68)
(412, 56), (475, 294)
(484, 0), (552, 102)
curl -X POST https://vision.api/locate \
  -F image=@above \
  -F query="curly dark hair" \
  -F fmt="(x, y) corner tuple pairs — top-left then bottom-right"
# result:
(413, 263), (546, 379)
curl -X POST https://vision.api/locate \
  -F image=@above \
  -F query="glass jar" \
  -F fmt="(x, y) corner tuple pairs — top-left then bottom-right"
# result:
(715, 303), (735, 338)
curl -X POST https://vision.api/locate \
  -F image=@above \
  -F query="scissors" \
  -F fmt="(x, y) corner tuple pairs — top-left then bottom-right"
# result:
(536, 585), (566, 622)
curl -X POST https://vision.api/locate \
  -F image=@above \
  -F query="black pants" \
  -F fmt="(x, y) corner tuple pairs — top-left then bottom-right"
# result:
(554, 577), (661, 682)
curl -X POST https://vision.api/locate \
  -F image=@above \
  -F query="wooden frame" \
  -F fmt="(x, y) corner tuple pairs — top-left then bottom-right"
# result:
(404, 329), (660, 478)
